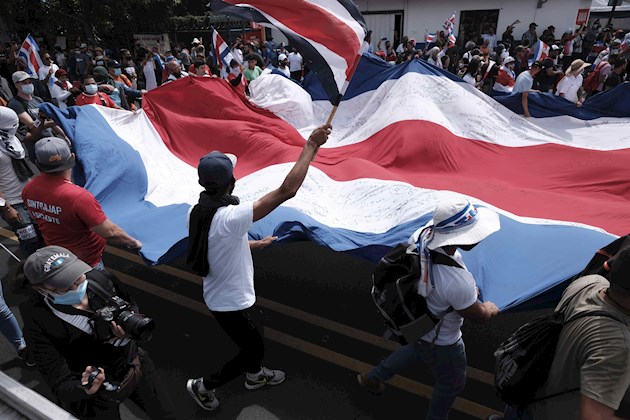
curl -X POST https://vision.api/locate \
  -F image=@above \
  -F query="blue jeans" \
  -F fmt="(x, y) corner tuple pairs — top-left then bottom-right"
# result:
(369, 338), (467, 420)
(0, 279), (25, 352)
(1, 202), (42, 257)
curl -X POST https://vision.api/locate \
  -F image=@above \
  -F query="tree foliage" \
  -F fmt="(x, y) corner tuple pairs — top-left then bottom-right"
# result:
(1, 0), (185, 45)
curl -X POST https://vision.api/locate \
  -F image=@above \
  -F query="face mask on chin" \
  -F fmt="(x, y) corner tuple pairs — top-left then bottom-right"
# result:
(114, 68), (122, 76)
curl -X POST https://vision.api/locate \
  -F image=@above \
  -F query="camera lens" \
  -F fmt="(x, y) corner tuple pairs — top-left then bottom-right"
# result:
(117, 311), (155, 341)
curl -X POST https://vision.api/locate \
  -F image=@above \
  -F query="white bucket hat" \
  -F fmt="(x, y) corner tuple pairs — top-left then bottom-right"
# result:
(427, 198), (500, 250)
(503, 56), (516, 65)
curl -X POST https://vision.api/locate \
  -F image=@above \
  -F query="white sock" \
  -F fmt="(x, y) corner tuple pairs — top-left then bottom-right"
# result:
(198, 380), (210, 394)
(246, 369), (262, 379)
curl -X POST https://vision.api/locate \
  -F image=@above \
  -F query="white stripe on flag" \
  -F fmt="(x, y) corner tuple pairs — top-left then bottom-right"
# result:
(250, 7), (351, 92)
(304, 0), (366, 46)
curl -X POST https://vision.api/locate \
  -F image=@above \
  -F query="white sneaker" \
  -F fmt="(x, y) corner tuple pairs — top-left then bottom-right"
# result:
(245, 367), (286, 390)
(186, 378), (219, 411)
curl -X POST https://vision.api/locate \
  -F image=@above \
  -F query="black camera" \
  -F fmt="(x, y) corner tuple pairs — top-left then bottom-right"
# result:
(93, 296), (155, 341)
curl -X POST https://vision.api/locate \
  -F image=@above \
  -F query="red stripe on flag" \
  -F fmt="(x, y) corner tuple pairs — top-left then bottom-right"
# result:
(143, 78), (630, 236)
(222, 0), (361, 78)
(28, 50), (40, 73)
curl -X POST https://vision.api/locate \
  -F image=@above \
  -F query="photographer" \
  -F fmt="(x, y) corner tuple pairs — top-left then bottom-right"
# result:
(20, 246), (176, 419)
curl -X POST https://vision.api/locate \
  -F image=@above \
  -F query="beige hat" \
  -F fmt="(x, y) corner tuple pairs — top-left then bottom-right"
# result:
(565, 59), (589, 76)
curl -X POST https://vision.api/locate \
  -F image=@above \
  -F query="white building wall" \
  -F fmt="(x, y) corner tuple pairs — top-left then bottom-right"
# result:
(355, 0), (594, 42)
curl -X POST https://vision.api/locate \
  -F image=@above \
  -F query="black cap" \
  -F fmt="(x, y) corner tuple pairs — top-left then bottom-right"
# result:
(608, 249), (630, 290)
(529, 22), (538, 27)
(106, 60), (121, 68)
(531, 60), (543, 68)
(197, 151), (237, 190)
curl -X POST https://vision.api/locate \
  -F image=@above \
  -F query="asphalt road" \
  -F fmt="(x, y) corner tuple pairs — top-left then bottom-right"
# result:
(2, 225), (626, 419)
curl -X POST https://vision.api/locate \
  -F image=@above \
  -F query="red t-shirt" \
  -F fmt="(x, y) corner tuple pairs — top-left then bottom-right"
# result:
(75, 92), (117, 108)
(22, 174), (107, 266)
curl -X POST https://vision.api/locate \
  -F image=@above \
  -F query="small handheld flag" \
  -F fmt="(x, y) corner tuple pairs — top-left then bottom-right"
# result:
(19, 34), (44, 77)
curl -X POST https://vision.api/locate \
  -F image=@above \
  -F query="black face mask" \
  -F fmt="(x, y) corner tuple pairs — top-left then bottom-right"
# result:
(459, 243), (479, 251)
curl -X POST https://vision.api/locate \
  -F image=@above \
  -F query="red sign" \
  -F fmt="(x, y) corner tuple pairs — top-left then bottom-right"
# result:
(576, 8), (590, 25)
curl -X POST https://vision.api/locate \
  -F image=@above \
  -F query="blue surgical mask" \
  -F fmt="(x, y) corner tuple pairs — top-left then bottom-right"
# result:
(114, 68), (122, 76)
(51, 280), (88, 305)
(20, 84), (34, 95)
(85, 84), (98, 95)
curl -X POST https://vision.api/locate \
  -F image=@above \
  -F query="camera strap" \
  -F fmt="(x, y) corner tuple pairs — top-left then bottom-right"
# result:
(85, 269), (117, 309)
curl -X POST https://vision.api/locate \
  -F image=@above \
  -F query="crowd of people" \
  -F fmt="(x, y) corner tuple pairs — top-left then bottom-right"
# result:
(0, 35), (303, 113)
(0, 17), (629, 420)
(374, 19), (629, 117)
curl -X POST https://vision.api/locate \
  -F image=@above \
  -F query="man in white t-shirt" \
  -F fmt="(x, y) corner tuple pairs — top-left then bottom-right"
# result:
(556, 59), (589, 105)
(142, 54), (158, 91)
(287, 47), (303, 81)
(38, 52), (59, 94)
(277, 54), (291, 78)
(358, 198), (501, 419)
(513, 60), (542, 117)
(185, 124), (331, 411)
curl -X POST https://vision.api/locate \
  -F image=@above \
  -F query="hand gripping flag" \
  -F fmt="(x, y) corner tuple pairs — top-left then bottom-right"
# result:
(19, 34), (44, 77)
(211, 0), (367, 106)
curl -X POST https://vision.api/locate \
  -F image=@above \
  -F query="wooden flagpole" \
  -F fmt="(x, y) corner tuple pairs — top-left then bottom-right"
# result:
(324, 31), (371, 126)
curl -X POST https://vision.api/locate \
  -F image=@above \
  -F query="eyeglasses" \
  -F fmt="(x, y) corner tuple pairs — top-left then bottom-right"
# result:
(44, 275), (86, 295)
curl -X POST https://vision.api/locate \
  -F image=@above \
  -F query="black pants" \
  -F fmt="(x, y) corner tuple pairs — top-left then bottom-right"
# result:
(290, 70), (302, 81)
(203, 306), (265, 389)
(71, 350), (177, 420)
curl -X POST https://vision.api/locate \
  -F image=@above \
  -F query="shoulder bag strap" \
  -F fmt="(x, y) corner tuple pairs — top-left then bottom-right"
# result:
(97, 92), (108, 107)
(426, 251), (463, 324)
(558, 281), (601, 315)
(86, 269), (116, 302)
(430, 251), (463, 269)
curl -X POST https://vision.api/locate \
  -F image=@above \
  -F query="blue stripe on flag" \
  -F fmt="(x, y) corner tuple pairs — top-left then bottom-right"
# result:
(39, 104), (191, 265)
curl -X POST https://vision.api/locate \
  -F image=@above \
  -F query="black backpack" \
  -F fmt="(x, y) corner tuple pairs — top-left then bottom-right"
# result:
(494, 283), (625, 409)
(371, 243), (461, 345)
